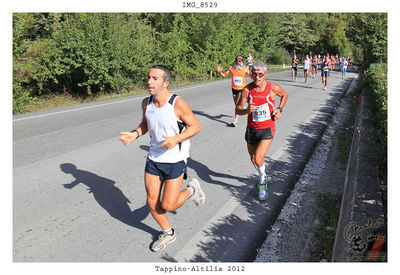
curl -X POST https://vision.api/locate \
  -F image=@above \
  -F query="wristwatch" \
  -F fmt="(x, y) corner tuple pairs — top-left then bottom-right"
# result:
(277, 107), (283, 112)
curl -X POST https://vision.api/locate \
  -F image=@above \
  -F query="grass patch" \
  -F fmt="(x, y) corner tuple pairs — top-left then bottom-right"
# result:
(21, 88), (147, 113)
(336, 81), (363, 164)
(15, 66), (289, 114)
(310, 194), (342, 261)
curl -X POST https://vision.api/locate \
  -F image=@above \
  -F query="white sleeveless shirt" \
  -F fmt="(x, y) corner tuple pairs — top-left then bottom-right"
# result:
(146, 93), (190, 163)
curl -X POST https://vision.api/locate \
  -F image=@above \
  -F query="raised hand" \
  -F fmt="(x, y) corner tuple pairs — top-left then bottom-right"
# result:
(120, 131), (137, 146)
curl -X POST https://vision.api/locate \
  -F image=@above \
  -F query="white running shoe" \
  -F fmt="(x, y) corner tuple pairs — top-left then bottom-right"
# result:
(188, 179), (205, 206)
(151, 229), (176, 252)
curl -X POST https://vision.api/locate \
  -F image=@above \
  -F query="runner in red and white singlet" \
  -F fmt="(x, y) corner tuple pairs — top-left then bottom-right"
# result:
(246, 81), (276, 135)
(236, 61), (288, 200)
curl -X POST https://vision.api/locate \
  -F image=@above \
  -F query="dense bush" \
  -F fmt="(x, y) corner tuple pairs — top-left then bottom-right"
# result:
(365, 63), (387, 174)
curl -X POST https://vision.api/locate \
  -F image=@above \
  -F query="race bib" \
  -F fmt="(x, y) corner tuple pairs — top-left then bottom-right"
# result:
(233, 76), (243, 86)
(252, 103), (271, 122)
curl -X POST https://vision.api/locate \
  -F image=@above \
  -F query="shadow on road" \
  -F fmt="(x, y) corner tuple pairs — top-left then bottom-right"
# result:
(60, 163), (159, 239)
(192, 110), (231, 126)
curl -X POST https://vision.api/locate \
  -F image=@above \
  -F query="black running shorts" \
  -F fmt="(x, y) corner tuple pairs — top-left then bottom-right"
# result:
(231, 88), (243, 95)
(245, 127), (273, 145)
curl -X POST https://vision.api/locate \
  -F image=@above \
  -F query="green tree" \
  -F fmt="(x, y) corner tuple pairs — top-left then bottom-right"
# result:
(158, 14), (195, 81)
(278, 13), (318, 55)
(319, 16), (351, 56)
(54, 13), (158, 96)
(250, 13), (287, 64)
(347, 13), (387, 70)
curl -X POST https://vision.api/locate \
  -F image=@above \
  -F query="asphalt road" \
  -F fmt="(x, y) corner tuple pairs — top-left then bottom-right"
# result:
(13, 67), (357, 262)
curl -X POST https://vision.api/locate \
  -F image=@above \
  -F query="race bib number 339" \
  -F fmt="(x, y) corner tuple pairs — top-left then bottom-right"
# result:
(252, 103), (271, 122)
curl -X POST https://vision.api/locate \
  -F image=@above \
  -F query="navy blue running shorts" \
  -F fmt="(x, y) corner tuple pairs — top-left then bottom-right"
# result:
(145, 158), (187, 181)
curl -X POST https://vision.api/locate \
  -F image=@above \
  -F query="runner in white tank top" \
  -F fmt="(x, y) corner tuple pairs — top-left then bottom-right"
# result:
(146, 93), (190, 163)
(120, 65), (204, 252)
(303, 55), (311, 83)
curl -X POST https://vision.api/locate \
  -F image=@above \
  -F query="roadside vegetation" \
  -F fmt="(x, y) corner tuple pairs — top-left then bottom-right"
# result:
(310, 194), (342, 261)
(13, 13), (384, 114)
(364, 63), (388, 217)
(309, 13), (387, 260)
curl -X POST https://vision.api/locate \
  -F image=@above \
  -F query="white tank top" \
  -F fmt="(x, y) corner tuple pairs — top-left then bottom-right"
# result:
(304, 59), (311, 69)
(146, 93), (190, 163)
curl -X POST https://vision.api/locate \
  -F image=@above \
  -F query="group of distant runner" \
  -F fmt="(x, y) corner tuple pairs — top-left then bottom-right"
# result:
(120, 49), (353, 252)
(291, 53), (353, 90)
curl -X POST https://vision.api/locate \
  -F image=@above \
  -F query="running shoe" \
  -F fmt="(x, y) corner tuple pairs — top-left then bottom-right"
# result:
(258, 176), (271, 200)
(258, 183), (269, 200)
(151, 229), (176, 252)
(188, 178), (205, 206)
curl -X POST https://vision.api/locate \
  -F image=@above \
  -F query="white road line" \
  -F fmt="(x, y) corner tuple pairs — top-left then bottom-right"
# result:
(13, 80), (230, 122)
(13, 96), (148, 122)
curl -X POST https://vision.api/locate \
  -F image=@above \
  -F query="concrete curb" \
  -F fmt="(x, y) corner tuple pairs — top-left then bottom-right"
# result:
(332, 88), (386, 262)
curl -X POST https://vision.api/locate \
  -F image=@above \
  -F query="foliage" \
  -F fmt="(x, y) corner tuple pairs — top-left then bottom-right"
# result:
(319, 16), (351, 56)
(347, 13), (387, 70)
(13, 12), (388, 114)
(278, 13), (318, 54)
(365, 63), (387, 164)
(53, 13), (158, 96)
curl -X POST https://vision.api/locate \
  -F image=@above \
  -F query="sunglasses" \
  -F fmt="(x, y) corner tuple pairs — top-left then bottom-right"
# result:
(237, 58), (243, 61)
(252, 72), (265, 78)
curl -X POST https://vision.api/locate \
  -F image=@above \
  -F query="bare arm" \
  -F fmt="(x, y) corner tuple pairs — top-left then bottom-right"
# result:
(271, 83), (288, 120)
(120, 98), (149, 146)
(216, 64), (231, 78)
(160, 97), (202, 150)
(245, 66), (252, 78)
(235, 86), (256, 116)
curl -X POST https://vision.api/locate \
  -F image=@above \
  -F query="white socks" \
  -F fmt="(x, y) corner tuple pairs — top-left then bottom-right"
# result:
(255, 164), (266, 185)
(164, 227), (175, 236)
(187, 186), (195, 197)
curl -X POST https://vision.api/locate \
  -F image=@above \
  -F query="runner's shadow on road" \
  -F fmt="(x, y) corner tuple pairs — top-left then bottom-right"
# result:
(60, 163), (159, 238)
(192, 110), (231, 126)
(187, 158), (248, 192)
